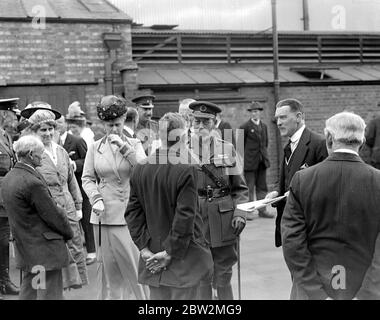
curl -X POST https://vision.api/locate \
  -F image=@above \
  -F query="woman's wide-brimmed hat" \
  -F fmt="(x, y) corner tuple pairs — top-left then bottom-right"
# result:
(97, 95), (127, 121)
(20, 101), (61, 120)
(66, 101), (86, 124)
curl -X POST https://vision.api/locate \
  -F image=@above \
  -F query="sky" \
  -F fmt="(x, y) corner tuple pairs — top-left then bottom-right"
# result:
(108, 0), (380, 31)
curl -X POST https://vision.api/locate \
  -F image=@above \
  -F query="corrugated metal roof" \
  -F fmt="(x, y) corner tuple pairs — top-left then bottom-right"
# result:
(137, 65), (380, 86)
(0, 0), (131, 22)
(182, 70), (220, 84)
(339, 67), (379, 81)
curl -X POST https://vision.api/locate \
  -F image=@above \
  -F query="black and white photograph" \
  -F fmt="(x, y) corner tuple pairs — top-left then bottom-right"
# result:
(0, 0), (380, 305)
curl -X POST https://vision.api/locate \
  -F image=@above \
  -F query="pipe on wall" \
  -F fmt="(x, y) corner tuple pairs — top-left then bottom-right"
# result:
(105, 49), (117, 95)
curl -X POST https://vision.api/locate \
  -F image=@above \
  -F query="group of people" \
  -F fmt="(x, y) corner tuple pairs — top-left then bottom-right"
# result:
(0, 93), (379, 300)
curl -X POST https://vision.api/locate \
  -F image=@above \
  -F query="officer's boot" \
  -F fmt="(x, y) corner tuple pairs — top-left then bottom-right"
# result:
(216, 284), (234, 300)
(0, 243), (19, 295)
(198, 284), (213, 300)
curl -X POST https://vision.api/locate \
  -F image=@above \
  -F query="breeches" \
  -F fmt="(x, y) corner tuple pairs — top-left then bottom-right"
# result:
(201, 244), (238, 287)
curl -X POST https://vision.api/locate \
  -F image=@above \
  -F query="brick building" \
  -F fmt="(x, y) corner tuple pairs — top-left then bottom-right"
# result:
(0, 0), (134, 125)
(130, 29), (380, 185)
(2, 1), (380, 184)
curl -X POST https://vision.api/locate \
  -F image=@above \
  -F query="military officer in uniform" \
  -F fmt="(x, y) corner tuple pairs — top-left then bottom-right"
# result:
(0, 98), (20, 299)
(132, 94), (159, 155)
(189, 101), (249, 300)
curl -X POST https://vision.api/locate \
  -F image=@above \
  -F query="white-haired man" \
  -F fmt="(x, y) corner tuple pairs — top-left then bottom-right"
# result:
(2, 135), (73, 300)
(282, 112), (380, 300)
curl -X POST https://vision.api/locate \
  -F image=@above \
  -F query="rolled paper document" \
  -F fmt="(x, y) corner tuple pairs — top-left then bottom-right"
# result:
(237, 195), (287, 212)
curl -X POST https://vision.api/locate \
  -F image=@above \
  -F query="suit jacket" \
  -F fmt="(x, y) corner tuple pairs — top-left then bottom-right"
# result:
(1, 162), (73, 272)
(82, 135), (146, 225)
(37, 145), (82, 222)
(216, 120), (235, 146)
(274, 127), (328, 247)
(282, 153), (380, 300)
(0, 130), (16, 217)
(125, 148), (213, 288)
(62, 133), (87, 187)
(365, 116), (380, 166)
(240, 119), (270, 171)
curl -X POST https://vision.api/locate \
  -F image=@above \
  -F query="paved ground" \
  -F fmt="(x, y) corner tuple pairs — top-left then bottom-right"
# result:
(5, 207), (291, 300)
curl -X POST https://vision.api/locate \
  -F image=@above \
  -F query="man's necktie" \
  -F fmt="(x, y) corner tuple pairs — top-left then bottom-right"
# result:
(284, 140), (292, 163)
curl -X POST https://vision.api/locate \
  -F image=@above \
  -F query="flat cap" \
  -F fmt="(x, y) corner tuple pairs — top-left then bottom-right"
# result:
(0, 98), (19, 111)
(189, 101), (221, 119)
(97, 95), (127, 121)
(132, 94), (155, 109)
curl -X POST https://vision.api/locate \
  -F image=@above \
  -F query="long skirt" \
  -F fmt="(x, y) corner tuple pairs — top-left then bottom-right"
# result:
(65, 220), (88, 288)
(94, 224), (149, 300)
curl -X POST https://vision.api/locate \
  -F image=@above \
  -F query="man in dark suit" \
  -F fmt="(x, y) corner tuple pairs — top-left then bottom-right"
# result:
(2, 135), (73, 300)
(365, 111), (380, 169)
(0, 98), (20, 299)
(266, 98), (328, 247)
(56, 116), (96, 265)
(125, 113), (213, 300)
(216, 113), (236, 147)
(240, 101), (272, 219)
(282, 112), (380, 300)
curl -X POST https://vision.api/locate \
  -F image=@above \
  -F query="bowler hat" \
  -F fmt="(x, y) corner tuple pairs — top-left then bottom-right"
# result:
(247, 101), (263, 111)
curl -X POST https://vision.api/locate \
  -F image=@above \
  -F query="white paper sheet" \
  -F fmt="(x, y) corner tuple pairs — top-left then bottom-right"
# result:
(237, 195), (287, 212)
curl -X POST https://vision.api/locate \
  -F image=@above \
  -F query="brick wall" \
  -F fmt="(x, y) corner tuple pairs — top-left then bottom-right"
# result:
(221, 84), (380, 188)
(0, 21), (133, 121)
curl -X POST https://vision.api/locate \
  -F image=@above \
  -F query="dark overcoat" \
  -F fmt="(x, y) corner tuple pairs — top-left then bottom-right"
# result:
(282, 153), (380, 300)
(240, 120), (270, 171)
(125, 148), (213, 288)
(1, 163), (73, 272)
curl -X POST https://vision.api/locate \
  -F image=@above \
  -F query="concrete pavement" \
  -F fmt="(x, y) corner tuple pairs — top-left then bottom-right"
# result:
(5, 208), (291, 300)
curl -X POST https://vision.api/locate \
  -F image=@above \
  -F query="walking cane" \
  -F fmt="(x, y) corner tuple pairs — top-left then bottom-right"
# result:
(237, 235), (241, 300)
(97, 221), (107, 300)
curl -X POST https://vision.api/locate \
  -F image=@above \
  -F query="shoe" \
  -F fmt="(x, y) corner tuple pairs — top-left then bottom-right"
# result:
(258, 210), (274, 219)
(0, 280), (20, 295)
(86, 257), (96, 265)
